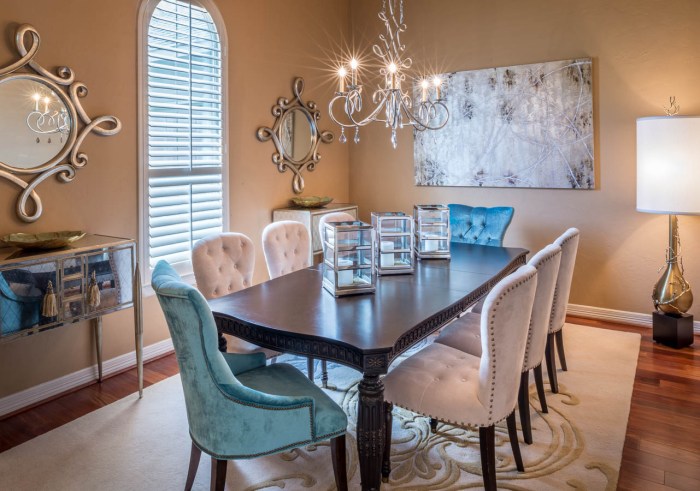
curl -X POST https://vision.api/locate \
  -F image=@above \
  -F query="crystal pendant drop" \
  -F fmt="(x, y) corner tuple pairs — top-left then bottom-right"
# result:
(391, 130), (397, 149)
(354, 127), (360, 144)
(339, 127), (347, 144)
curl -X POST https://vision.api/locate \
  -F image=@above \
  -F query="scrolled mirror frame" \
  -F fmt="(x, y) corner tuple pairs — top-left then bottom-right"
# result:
(0, 24), (122, 222)
(256, 77), (333, 194)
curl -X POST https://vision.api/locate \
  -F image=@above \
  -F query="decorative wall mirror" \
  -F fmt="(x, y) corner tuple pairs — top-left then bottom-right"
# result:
(257, 77), (333, 194)
(0, 24), (122, 222)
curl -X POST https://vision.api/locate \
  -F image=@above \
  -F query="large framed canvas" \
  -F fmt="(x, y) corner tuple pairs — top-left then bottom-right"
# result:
(414, 58), (594, 189)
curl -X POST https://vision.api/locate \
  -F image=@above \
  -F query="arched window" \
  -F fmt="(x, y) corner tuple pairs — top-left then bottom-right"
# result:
(139, 0), (227, 277)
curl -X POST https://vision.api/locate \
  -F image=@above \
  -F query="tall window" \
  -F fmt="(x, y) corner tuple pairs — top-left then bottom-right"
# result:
(142, 0), (226, 274)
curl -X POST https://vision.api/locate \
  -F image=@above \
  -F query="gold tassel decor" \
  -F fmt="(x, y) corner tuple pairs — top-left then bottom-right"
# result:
(42, 281), (58, 317)
(88, 271), (101, 308)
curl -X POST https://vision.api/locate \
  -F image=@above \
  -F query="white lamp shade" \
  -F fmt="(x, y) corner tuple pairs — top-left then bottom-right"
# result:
(637, 116), (700, 215)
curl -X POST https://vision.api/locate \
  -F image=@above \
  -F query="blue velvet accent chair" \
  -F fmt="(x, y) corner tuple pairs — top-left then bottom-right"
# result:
(448, 204), (514, 247)
(152, 261), (348, 491)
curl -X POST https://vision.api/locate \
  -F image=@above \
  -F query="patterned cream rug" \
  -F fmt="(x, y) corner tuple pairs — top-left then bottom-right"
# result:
(0, 323), (640, 490)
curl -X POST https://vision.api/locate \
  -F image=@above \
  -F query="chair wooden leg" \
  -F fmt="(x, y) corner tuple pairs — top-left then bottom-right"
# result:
(533, 365), (548, 413)
(545, 333), (559, 393)
(506, 411), (525, 472)
(518, 371), (533, 444)
(479, 425), (497, 491)
(382, 402), (393, 483)
(321, 360), (329, 388)
(185, 441), (201, 491)
(555, 329), (568, 371)
(307, 357), (315, 381)
(331, 434), (348, 491)
(429, 417), (438, 433)
(210, 458), (227, 491)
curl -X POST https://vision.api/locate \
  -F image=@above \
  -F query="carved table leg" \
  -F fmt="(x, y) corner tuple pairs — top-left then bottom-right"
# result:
(93, 316), (103, 382)
(357, 374), (385, 491)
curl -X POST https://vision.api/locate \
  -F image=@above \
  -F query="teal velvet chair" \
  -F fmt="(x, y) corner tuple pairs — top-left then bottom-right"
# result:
(152, 261), (348, 491)
(448, 204), (514, 247)
(0, 272), (41, 336)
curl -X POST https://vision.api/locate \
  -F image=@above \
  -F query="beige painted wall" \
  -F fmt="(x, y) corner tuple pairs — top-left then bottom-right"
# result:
(0, 0), (350, 398)
(348, 0), (700, 317)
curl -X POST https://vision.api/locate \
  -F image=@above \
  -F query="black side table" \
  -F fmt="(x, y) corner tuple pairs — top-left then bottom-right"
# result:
(652, 311), (694, 348)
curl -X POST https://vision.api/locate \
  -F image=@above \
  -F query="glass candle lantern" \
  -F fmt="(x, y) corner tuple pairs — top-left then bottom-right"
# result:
(322, 220), (376, 296)
(371, 212), (415, 275)
(414, 204), (451, 259)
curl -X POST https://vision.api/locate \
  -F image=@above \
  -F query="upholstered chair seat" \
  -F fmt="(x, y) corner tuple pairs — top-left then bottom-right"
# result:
(448, 204), (514, 247)
(382, 265), (538, 490)
(436, 244), (562, 443)
(152, 261), (348, 491)
(192, 233), (278, 358)
(262, 221), (329, 386)
(546, 228), (580, 393)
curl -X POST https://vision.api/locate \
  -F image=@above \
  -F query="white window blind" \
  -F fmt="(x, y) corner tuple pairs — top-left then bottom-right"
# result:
(147, 0), (224, 270)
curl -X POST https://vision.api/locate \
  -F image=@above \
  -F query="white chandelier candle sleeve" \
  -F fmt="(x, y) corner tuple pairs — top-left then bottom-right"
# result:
(414, 205), (451, 259)
(371, 212), (415, 275)
(322, 220), (376, 296)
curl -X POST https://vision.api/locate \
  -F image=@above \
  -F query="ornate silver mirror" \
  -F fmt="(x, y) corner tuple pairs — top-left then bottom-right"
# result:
(257, 77), (333, 194)
(0, 24), (121, 222)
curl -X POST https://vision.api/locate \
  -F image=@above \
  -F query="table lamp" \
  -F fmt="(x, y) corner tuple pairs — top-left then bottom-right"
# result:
(636, 110), (700, 348)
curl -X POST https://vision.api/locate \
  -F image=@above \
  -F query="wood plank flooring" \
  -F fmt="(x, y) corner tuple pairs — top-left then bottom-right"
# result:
(0, 317), (698, 491)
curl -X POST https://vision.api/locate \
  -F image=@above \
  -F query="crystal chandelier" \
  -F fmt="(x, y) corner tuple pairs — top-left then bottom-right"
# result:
(328, 0), (449, 149)
(27, 92), (70, 143)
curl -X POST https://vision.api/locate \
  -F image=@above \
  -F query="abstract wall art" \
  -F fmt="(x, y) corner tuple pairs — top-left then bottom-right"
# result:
(414, 58), (594, 189)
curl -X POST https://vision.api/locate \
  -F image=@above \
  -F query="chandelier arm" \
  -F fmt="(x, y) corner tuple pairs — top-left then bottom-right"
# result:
(328, 91), (390, 128)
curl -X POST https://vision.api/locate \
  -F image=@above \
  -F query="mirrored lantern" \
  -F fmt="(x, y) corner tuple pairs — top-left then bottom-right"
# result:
(414, 204), (451, 259)
(322, 220), (375, 296)
(371, 212), (415, 275)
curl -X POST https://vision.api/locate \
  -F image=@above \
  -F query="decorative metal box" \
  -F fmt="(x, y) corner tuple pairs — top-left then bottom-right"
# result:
(322, 220), (376, 296)
(371, 212), (415, 275)
(414, 205), (451, 259)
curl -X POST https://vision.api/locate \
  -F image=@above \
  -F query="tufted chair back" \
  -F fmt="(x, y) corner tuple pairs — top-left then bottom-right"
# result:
(523, 244), (562, 371)
(317, 212), (355, 244)
(192, 233), (255, 300)
(478, 265), (537, 424)
(448, 204), (514, 246)
(549, 228), (580, 334)
(262, 221), (311, 279)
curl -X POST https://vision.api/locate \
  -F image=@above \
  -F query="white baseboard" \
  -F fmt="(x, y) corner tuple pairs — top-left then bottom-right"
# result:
(0, 338), (174, 418)
(567, 303), (700, 333)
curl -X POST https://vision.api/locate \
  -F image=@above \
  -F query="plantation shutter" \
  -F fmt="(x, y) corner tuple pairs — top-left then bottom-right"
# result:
(147, 0), (224, 270)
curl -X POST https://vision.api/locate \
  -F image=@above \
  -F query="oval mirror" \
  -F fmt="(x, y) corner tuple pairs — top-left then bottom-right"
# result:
(280, 107), (314, 162)
(0, 77), (73, 170)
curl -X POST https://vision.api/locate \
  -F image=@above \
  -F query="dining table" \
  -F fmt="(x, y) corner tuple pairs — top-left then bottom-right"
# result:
(209, 242), (528, 490)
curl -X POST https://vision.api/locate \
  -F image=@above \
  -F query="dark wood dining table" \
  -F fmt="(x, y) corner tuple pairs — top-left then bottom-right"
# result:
(209, 242), (527, 490)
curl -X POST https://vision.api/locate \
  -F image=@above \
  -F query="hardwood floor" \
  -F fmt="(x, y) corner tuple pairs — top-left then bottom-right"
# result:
(0, 317), (698, 490)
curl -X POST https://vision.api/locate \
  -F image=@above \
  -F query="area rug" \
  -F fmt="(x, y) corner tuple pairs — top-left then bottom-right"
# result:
(0, 323), (640, 490)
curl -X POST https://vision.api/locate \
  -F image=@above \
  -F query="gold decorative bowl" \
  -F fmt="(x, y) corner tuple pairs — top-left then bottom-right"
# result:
(1, 231), (86, 250)
(290, 196), (333, 208)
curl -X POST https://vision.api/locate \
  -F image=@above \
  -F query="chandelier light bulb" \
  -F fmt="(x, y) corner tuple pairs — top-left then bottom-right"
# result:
(388, 62), (398, 74)
(350, 58), (359, 70)
(32, 93), (41, 101)
(432, 76), (441, 87)
(338, 67), (347, 78)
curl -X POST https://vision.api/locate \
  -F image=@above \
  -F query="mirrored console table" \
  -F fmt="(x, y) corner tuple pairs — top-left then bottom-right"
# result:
(0, 234), (144, 397)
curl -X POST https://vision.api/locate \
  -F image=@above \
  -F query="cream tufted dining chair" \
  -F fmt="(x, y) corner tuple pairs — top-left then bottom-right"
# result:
(192, 233), (279, 359)
(318, 212), (356, 249)
(435, 244), (562, 444)
(546, 228), (580, 394)
(262, 221), (327, 386)
(382, 266), (538, 490)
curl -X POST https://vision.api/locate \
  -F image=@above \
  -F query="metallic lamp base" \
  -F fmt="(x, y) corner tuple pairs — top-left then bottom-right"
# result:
(652, 311), (694, 349)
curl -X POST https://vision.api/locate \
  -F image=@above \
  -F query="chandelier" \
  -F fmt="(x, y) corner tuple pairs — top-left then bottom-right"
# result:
(328, 0), (449, 149)
(27, 92), (70, 143)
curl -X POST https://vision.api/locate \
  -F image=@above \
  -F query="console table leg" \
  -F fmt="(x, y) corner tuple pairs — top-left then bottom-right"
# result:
(93, 316), (103, 382)
(357, 374), (385, 491)
(134, 262), (144, 398)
